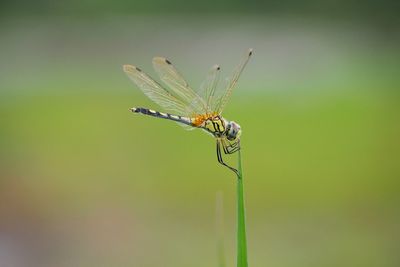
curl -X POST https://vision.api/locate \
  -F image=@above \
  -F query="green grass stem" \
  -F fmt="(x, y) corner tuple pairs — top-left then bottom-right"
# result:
(236, 149), (248, 267)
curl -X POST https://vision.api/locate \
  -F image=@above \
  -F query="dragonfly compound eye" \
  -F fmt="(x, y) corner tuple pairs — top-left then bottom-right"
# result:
(226, 121), (241, 141)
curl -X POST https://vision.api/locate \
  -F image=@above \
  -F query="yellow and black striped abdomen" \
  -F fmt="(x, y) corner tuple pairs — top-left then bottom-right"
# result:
(130, 107), (193, 126)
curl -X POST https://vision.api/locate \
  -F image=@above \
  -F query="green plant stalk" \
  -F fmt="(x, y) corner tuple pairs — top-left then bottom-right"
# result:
(236, 149), (248, 267)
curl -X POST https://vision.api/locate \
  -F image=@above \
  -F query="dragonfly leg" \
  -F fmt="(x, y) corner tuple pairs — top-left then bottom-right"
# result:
(221, 138), (241, 154)
(216, 139), (239, 175)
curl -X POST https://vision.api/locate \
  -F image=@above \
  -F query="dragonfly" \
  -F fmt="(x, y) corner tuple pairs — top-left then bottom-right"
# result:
(123, 49), (253, 175)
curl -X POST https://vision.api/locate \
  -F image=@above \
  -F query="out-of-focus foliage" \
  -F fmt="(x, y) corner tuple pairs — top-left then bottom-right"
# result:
(0, 0), (399, 24)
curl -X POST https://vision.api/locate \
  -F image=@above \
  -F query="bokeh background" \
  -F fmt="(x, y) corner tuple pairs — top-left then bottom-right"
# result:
(1, 1), (399, 266)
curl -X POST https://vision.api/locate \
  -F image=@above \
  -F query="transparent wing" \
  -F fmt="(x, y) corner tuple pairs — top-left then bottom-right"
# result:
(152, 57), (208, 115)
(213, 48), (253, 114)
(197, 64), (221, 114)
(123, 64), (191, 116)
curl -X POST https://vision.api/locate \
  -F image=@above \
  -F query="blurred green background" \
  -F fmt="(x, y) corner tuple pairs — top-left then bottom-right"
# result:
(1, 1), (399, 266)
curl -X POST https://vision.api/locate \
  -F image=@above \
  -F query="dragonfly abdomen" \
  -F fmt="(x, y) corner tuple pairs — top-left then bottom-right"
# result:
(130, 107), (193, 126)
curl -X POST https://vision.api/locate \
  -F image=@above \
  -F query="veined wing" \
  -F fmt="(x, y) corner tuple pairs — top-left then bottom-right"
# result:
(123, 64), (190, 116)
(213, 48), (253, 115)
(153, 57), (208, 115)
(198, 64), (221, 114)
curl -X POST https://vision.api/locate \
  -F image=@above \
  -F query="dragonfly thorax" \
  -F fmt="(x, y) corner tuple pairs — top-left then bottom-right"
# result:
(202, 116), (241, 141)
(203, 116), (226, 137)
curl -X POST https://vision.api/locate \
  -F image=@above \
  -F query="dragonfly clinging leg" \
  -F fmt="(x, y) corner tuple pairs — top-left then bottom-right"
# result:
(216, 138), (241, 176)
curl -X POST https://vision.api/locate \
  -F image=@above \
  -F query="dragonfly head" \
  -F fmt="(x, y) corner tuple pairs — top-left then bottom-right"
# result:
(226, 121), (242, 141)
